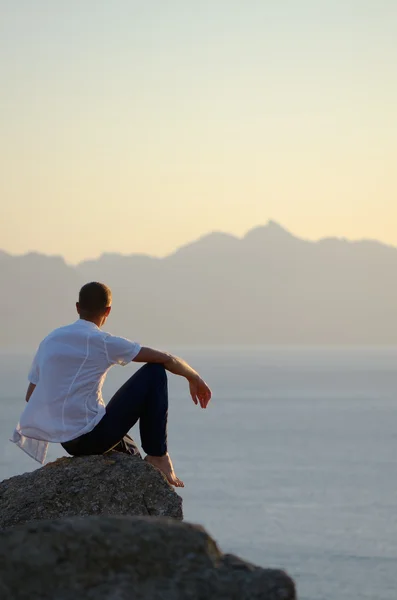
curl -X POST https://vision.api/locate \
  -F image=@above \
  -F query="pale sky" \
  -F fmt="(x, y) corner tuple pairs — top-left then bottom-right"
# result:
(1, 0), (396, 263)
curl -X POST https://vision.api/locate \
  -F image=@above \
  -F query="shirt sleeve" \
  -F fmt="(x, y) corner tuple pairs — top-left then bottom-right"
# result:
(104, 335), (141, 366)
(28, 349), (40, 384)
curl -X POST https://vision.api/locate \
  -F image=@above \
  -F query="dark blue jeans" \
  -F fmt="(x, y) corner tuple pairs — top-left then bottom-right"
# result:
(62, 363), (168, 458)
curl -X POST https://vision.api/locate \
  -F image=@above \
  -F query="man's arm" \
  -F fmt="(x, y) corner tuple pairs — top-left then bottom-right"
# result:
(133, 347), (212, 408)
(134, 347), (199, 380)
(26, 383), (36, 402)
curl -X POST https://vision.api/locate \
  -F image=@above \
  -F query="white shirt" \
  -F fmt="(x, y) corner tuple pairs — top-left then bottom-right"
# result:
(11, 319), (141, 464)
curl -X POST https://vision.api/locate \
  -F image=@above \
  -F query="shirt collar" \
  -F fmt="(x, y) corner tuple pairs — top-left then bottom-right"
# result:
(75, 319), (100, 330)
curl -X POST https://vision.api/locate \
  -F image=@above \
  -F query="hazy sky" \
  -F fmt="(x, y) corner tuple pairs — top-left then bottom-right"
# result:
(1, 1), (396, 263)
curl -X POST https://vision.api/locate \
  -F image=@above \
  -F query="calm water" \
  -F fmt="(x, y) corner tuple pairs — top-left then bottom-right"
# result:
(1, 347), (396, 600)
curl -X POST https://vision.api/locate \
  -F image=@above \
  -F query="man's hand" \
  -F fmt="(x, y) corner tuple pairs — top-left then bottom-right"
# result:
(134, 347), (212, 408)
(189, 376), (212, 408)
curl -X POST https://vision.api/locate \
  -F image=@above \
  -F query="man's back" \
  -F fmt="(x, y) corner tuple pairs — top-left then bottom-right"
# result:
(18, 319), (140, 442)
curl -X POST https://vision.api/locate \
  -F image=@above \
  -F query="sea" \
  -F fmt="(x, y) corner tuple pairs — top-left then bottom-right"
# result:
(1, 346), (396, 600)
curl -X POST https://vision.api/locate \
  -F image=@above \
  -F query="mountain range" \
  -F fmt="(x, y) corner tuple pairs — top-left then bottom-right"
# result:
(1, 221), (397, 348)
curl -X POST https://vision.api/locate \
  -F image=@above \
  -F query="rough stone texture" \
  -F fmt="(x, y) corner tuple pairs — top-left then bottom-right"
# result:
(0, 516), (296, 600)
(0, 453), (182, 529)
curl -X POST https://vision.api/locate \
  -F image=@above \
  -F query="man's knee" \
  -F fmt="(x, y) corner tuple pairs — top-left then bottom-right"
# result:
(142, 362), (167, 381)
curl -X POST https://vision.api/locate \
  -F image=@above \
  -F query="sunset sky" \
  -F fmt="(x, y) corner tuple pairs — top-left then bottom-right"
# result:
(1, 1), (396, 263)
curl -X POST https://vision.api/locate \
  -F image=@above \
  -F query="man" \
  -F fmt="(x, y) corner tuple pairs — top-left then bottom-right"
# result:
(11, 282), (212, 487)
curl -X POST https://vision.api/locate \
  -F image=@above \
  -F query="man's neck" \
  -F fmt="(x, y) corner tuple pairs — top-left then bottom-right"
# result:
(79, 316), (102, 328)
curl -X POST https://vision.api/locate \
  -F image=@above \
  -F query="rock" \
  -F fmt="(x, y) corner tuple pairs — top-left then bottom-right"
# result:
(0, 453), (182, 529)
(0, 515), (296, 599)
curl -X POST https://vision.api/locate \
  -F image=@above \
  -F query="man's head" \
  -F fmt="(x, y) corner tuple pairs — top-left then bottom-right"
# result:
(76, 282), (112, 326)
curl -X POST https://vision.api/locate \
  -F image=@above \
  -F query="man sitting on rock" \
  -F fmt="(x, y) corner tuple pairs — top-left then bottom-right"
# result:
(12, 282), (212, 487)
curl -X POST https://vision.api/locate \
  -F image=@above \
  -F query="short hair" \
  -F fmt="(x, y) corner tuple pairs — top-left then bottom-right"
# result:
(78, 282), (112, 314)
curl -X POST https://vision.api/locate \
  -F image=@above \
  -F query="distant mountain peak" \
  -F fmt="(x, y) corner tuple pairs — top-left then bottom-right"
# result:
(267, 220), (294, 235)
(244, 221), (297, 243)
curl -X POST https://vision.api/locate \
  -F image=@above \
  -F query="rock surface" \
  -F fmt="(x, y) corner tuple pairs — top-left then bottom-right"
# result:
(0, 453), (182, 529)
(0, 515), (296, 600)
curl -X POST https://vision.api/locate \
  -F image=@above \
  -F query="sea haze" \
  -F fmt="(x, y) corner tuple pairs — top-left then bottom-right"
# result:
(1, 346), (396, 600)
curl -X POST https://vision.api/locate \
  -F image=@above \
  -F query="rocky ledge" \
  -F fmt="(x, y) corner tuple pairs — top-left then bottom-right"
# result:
(0, 453), (183, 529)
(0, 515), (296, 600)
(0, 453), (296, 598)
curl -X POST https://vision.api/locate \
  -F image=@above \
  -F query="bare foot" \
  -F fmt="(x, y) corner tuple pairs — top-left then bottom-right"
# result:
(144, 453), (184, 488)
